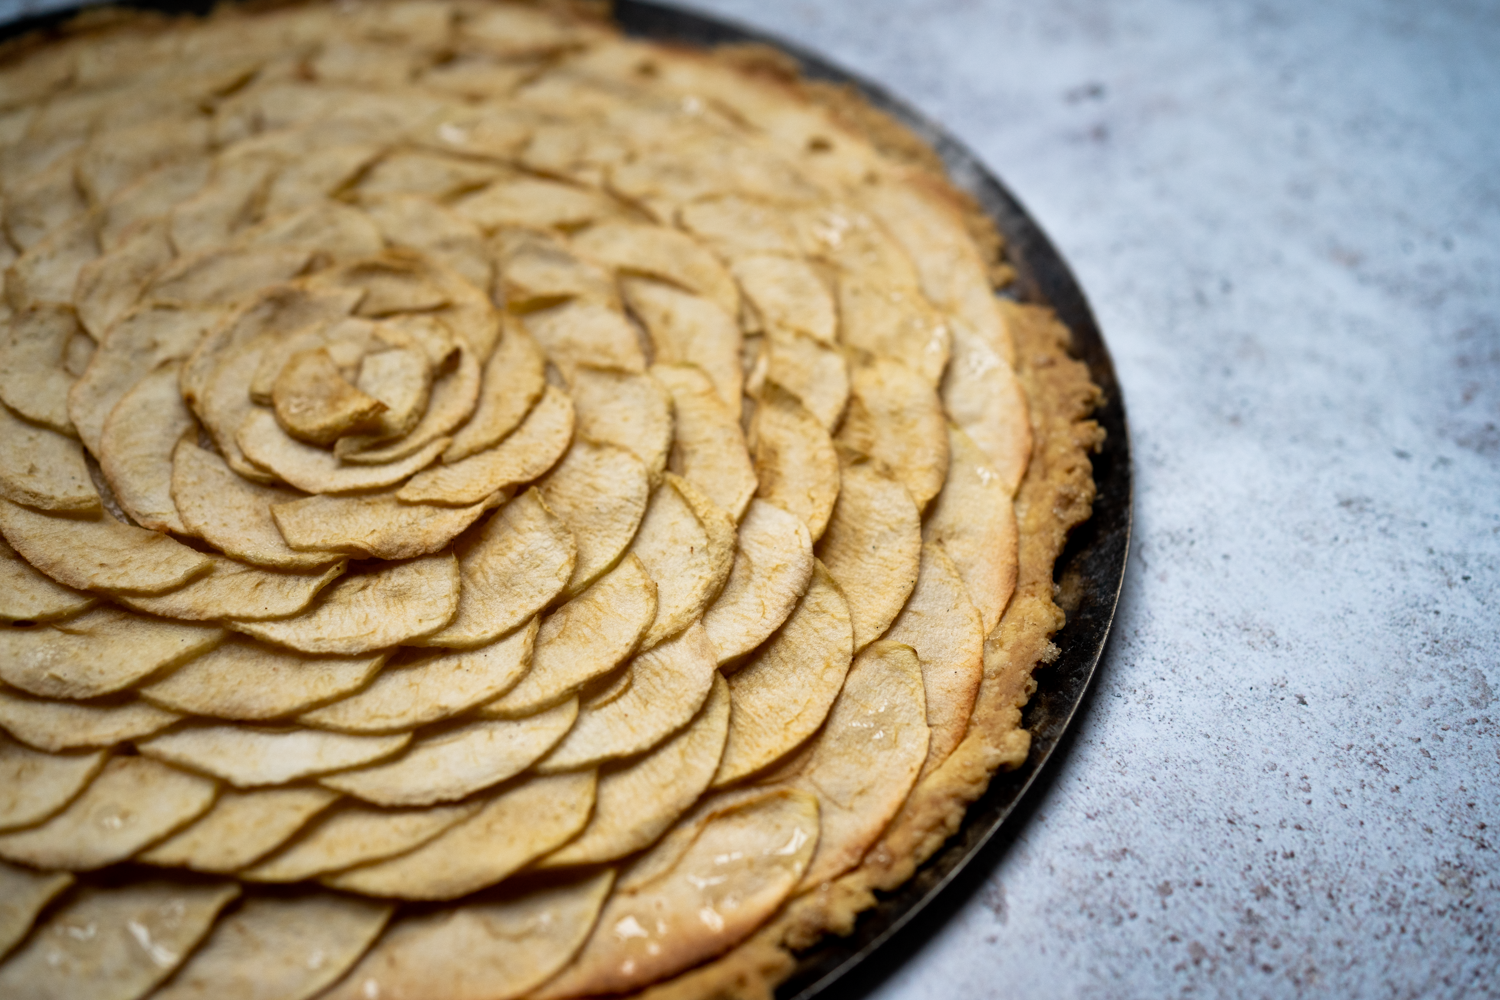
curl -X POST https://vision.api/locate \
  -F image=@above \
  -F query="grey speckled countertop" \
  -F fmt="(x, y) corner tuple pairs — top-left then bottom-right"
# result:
(1, 0), (1495, 996)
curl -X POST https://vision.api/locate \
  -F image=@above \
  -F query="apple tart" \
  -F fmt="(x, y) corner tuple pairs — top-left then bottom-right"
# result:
(0, 2), (1104, 998)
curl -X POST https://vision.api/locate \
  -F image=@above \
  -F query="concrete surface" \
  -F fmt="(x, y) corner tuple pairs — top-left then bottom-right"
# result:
(1, 0), (1494, 996)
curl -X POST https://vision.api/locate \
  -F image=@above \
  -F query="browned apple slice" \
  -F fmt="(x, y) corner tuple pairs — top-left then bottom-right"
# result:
(0, 689), (179, 752)
(366, 194), (492, 292)
(270, 347), (387, 445)
(146, 245), (313, 309)
(453, 176), (619, 233)
(97, 361), (193, 530)
(138, 723), (411, 788)
(942, 303), (1031, 494)
(416, 489), (576, 649)
(493, 227), (617, 311)
(537, 622), (716, 773)
(0, 756), (217, 869)
(478, 555), (656, 719)
(712, 561), (853, 787)
(0, 404), (100, 513)
(148, 893), (394, 1000)
(0, 500), (214, 595)
(816, 453), (922, 651)
(74, 219), (174, 340)
(323, 771), (597, 900)
(731, 253), (836, 344)
(231, 553), (459, 655)
(922, 423), (1019, 635)
(701, 499), (814, 664)
(532, 788), (819, 999)
(652, 363), (756, 520)
(334, 338), (483, 466)
(0, 606), (224, 700)
(318, 870), (614, 1000)
(756, 327), (848, 431)
(139, 639), (386, 721)
(0, 879), (239, 999)
(541, 671), (730, 868)
(0, 733), (105, 833)
(137, 785), (339, 873)
(300, 620), (537, 734)
(323, 699), (578, 807)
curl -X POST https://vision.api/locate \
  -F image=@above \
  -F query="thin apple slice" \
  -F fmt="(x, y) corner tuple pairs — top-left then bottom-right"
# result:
(538, 622), (716, 773)
(885, 541), (986, 774)
(138, 724), (411, 788)
(573, 220), (739, 316)
(532, 788), (818, 999)
(271, 490), (496, 560)
(0, 607), (224, 700)
(538, 440), (649, 597)
(541, 672), (729, 868)
(815, 453), (922, 651)
(0, 879), (239, 1000)
(98, 361), (193, 530)
(0, 404), (100, 513)
(396, 385), (573, 506)
(118, 556), (347, 622)
(453, 176), (619, 233)
(757, 329), (847, 431)
(444, 318), (545, 462)
(478, 555), (655, 719)
(747, 381), (840, 541)
(148, 893), (393, 1000)
(652, 363), (756, 520)
(836, 357), (949, 511)
(242, 799), (483, 883)
(231, 553), (459, 655)
(270, 348), (387, 445)
(701, 499), (814, 665)
(943, 301), (1032, 494)
(712, 561), (853, 788)
(0, 689), (179, 752)
(493, 227), (617, 311)
(0, 536), (96, 623)
(416, 489), (576, 649)
(0, 862), (72, 960)
(323, 771), (596, 900)
(621, 277), (741, 419)
(0, 305), (84, 435)
(730, 253), (835, 344)
(171, 441), (343, 571)
(0, 734), (105, 832)
(0, 756), (217, 869)
(626, 474), (736, 651)
(778, 640), (929, 889)
(301, 620), (537, 734)
(521, 301), (646, 384)
(323, 700), (578, 807)
(0, 500), (213, 595)
(567, 366), (673, 484)
(921, 423), (1017, 635)
(137, 785), (339, 873)
(139, 638), (386, 721)
(318, 870), (614, 1000)
(236, 409), (448, 495)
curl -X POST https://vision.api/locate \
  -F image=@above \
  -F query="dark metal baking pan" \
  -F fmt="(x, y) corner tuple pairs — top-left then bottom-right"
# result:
(0, 2), (1132, 997)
